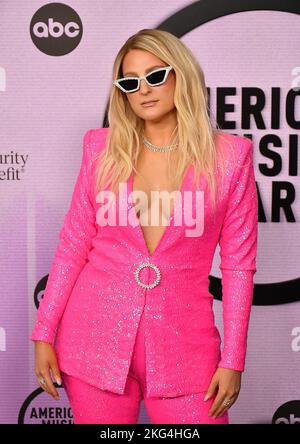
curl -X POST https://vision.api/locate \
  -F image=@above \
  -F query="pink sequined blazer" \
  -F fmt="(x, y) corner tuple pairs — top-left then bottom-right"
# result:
(30, 127), (258, 398)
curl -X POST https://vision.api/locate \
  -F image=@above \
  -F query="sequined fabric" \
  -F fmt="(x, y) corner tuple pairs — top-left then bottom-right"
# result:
(30, 128), (258, 398)
(60, 307), (229, 424)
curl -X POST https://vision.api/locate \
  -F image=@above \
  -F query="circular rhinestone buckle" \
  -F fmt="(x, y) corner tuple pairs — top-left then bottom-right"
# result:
(134, 262), (161, 289)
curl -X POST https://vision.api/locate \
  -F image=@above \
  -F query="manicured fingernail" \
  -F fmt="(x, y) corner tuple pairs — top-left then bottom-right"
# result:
(56, 379), (62, 385)
(204, 394), (209, 401)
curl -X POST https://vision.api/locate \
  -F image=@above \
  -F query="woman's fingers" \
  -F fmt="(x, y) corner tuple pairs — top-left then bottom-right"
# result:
(34, 341), (61, 400)
(208, 389), (225, 417)
(209, 389), (236, 417)
(214, 394), (236, 417)
(37, 368), (60, 400)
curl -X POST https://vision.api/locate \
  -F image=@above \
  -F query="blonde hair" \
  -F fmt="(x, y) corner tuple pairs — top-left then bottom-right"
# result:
(93, 28), (232, 213)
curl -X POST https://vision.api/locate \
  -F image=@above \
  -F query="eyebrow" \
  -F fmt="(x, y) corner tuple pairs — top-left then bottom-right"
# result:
(123, 65), (166, 76)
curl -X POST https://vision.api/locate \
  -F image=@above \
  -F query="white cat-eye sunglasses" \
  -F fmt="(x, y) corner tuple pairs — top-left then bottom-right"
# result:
(112, 65), (174, 93)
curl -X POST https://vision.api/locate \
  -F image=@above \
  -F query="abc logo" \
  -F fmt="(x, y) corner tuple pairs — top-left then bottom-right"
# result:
(30, 3), (83, 56)
(272, 400), (300, 424)
(33, 18), (80, 38)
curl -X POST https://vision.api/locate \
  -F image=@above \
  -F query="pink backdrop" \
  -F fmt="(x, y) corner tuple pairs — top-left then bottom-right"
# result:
(0, 0), (299, 424)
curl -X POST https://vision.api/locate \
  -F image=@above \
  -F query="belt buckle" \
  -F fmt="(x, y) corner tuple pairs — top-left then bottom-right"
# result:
(134, 262), (161, 289)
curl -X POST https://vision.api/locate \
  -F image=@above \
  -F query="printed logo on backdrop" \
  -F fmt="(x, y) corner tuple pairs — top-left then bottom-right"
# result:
(33, 275), (49, 311)
(102, 0), (300, 306)
(0, 66), (6, 92)
(272, 401), (300, 424)
(0, 151), (28, 181)
(19, 388), (73, 424)
(30, 2), (82, 56)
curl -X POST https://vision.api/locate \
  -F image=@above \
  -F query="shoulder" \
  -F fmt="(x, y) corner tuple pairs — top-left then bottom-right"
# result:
(82, 127), (109, 158)
(83, 127), (109, 151)
(215, 130), (252, 156)
(89, 127), (109, 142)
(81, 127), (109, 172)
(215, 131), (253, 172)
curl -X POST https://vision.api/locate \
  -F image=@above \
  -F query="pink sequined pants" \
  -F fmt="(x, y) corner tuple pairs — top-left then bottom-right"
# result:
(61, 309), (229, 424)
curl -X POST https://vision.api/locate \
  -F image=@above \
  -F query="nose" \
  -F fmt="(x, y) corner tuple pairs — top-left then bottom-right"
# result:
(139, 78), (151, 93)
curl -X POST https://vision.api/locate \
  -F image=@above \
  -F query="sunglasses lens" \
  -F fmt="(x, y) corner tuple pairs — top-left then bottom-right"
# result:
(147, 69), (167, 85)
(118, 78), (138, 91)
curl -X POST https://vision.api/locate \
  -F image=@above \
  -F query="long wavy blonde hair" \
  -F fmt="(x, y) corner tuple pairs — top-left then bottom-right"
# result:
(93, 28), (232, 213)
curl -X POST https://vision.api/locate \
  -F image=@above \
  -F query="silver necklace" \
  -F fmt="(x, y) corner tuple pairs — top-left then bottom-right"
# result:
(142, 126), (178, 153)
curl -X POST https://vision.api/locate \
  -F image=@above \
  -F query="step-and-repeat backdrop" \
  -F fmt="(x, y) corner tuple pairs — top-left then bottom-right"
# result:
(1, 0), (299, 424)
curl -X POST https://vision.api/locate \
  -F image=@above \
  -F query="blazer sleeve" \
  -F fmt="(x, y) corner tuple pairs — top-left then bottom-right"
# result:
(217, 137), (258, 372)
(30, 129), (97, 346)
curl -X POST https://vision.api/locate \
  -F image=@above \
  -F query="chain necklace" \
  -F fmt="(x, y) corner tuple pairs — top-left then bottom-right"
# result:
(142, 125), (178, 153)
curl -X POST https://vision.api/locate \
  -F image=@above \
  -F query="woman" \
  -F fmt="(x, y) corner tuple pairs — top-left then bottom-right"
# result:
(30, 29), (258, 424)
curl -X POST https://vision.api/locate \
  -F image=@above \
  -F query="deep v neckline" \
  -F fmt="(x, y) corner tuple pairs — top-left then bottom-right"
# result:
(127, 165), (191, 258)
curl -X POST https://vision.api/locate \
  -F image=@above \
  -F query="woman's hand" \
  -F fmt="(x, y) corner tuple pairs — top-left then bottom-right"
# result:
(34, 340), (62, 401)
(204, 367), (241, 418)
